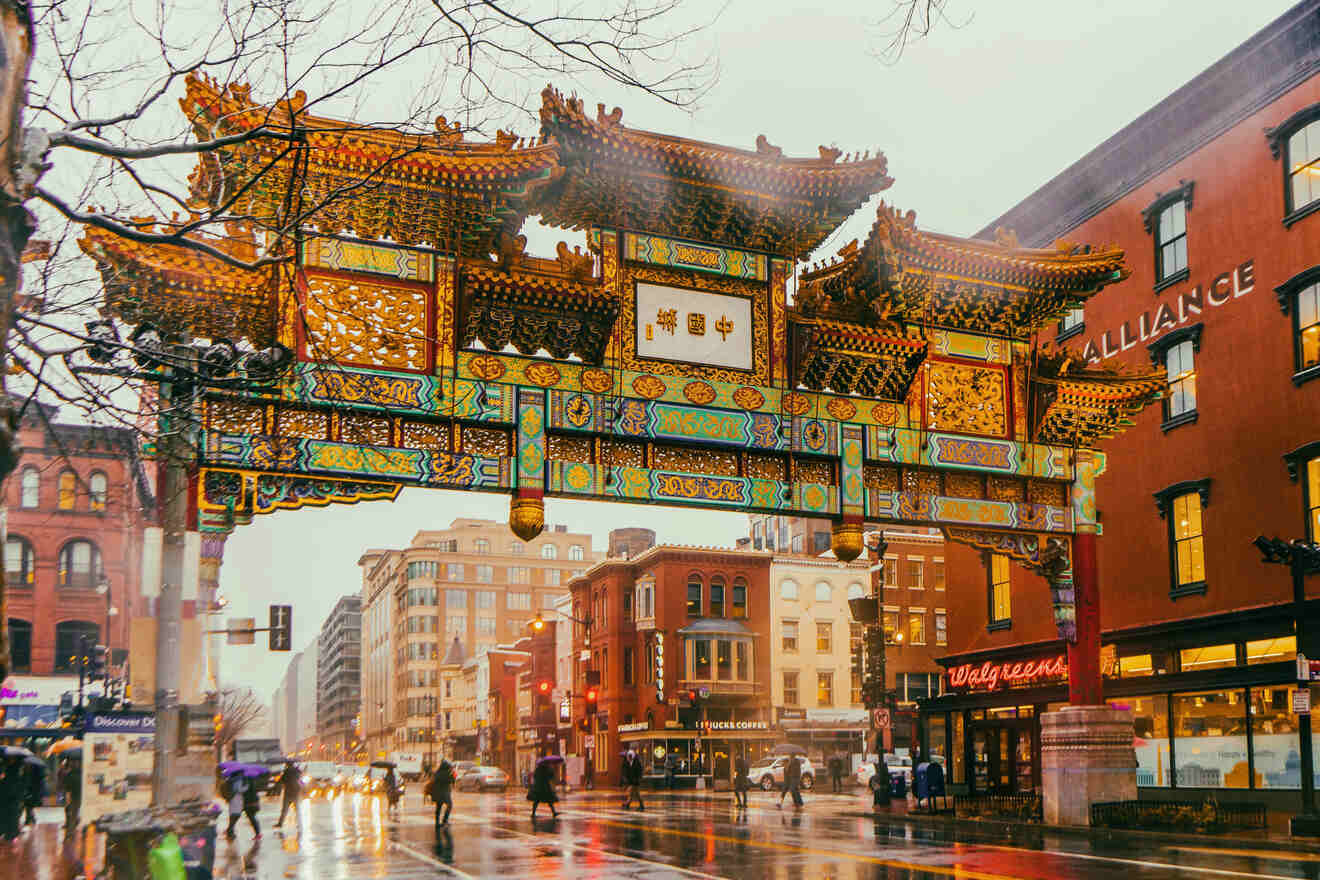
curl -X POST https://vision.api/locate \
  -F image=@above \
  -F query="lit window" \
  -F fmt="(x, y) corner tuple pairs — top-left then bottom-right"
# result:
(5, 536), (34, 585)
(935, 610), (946, 646)
(883, 557), (897, 588)
(782, 620), (798, 653)
(731, 578), (747, 619)
(988, 554), (1011, 628)
(1293, 280), (1320, 376)
(783, 671), (799, 706)
(58, 470), (76, 510)
(815, 621), (831, 653)
(1165, 340), (1197, 419)
(1245, 636), (1296, 665)
(816, 671), (833, 707)
(815, 581), (832, 602)
(1172, 491), (1206, 591)
(933, 559), (945, 590)
(906, 560), (923, 589)
(1155, 200), (1188, 283)
(1179, 644), (1235, 671)
(1310, 457), (1320, 541)
(89, 472), (108, 512)
(686, 576), (703, 617)
(1118, 655), (1154, 677)
(908, 611), (926, 645)
(19, 467), (38, 509)
(1284, 116), (1320, 216)
(58, 540), (102, 589)
(780, 579), (799, 601)
(882, 607), (900, 645)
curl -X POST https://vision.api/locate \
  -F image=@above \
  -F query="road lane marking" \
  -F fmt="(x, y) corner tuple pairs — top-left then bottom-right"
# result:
(391, 840), (481, 879)
(1167, 846), (1320, 863)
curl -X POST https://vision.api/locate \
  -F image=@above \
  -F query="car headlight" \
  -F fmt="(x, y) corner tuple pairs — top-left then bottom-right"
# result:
(301, 775), (310, 785)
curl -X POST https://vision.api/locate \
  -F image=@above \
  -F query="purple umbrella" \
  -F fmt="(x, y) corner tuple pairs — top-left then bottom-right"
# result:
(535, 755), (565, 766)
(218, 761), (268, 778)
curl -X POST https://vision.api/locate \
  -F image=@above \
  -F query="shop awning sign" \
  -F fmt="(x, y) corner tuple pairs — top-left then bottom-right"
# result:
(947, 654), (1068, 692)
(1296, 653), (1320, 682)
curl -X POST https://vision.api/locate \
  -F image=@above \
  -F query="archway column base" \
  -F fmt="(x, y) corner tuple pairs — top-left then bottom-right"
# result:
(1041, 705), (1137, 826)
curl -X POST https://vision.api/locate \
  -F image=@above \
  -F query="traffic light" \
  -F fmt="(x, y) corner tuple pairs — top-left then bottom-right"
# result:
(584, 687), (598, 715)
(269, 604), (292, 651)
(577, 716), (590, 732)
(536, 680), (552, 696)
(530, 614), (546, 632)
(87, 644), (108, 682)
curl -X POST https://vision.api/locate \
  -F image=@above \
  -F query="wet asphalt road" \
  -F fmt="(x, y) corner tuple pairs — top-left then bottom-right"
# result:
(8, 792), (1320, 878)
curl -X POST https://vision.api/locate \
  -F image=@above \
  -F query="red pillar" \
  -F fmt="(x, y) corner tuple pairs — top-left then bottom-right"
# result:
(1067, 530), (1103, 706)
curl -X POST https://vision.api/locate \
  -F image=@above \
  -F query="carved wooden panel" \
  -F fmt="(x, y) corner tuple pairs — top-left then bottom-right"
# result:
(209, 400), (266, 435)
(988, 475), (1026, 503)
(277, 407), (329, 439)
(600, 439), (645, 468)
(461, 425), (510, 457)
(925, 361), (1007, 437)
(340, 413), (392, 446)
(746, 452), (787, 481)
(864, 464), (900, 492)
(796, 459), (834, 486)
(1029, 479), (1068, 507)
(400, 420), (449, 450)
(903, 468), (941, 496)
(944, 472), (984, 499)
(653, 443), (738, 477)
(303, 272), (429, 371)
(548, 434), (593, 463)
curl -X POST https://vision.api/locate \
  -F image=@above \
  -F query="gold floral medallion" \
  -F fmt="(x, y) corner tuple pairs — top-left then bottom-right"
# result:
(468, 354), (506, 381)
(632, 374), (667, 399)
(580, 369), (613, 394)
(524, 362), (563, 387)
(826, 398), (857, 421)
(732, 386), (766, 410)
(682, 381), (717, 406)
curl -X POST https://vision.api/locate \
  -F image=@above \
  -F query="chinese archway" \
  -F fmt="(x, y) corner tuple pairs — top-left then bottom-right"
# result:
(79, 75), (1164, 707)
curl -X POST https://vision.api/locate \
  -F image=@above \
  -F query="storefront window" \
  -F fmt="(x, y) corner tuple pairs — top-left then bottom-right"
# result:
(951, 712), (965, 784)
(694, 639), (711, 679)
(717, 640), (732, 681)
(1173, 689), (1249, 788)
(1109, 696), (1169, 786)
(1179, 644), (1236, 672)
(1119, 655), (1154, 677)
(1251, 686), (1303, 789)
(926, 714), (947, 768)
(1245, 636), (1297, 665)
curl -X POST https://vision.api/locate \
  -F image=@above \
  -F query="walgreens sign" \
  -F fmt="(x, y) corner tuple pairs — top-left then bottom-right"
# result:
(947, 655), (1068, 692)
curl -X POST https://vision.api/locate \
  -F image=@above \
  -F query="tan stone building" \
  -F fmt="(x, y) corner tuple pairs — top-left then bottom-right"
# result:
(359, 518), (596, 760)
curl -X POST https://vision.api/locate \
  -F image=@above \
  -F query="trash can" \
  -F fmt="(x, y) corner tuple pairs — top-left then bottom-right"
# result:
(178, 825), (217, 880)
(888, 772), (906, 798)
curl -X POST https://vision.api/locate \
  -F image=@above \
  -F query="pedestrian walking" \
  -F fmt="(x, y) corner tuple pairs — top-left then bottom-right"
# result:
(621, 750), (645, 811)
(583, 756), (594, 791)
(275, 760), (302, 830)
(59, 757), (81, 830)
(0, 754), (25, 841)
(869, 757), (890, 811)
(732, 757), (750, 808)
(829, 754), (843, 793)
(528, 759), (559, 819)
(24, 759), (46, 825)
(428, 760), (455, 828)
(384, 767), (402, 817)
(224, 771), (260, 839)
(778, 755), (804, 808)
(663, 753), (676, 790)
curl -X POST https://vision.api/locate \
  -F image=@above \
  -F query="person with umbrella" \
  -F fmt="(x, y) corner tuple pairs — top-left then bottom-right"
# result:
(427, 758), (455, 828)
(222, 766), (261, 839)
(0, 750), (27, 840)
(275, 760), (302, 831)
(732, 755), (750, 809)
(58, 755), (81, 829)
(382, 765), (402, 817)
(779, 752), (804, 809)
(528, 755), (560, 820)
(22, 755), (46, 826)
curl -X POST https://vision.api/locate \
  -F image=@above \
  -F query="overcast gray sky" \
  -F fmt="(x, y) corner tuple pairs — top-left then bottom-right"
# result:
(218, 0), (1297, 699)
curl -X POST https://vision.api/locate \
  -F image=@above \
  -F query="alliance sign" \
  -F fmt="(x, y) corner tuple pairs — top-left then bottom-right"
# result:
(947, 654), (1068, 692)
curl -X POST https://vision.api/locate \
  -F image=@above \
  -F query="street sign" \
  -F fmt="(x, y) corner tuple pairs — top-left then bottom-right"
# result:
(872, 708), (891, 729)
(226, 618), (255, 645)
(269, 605), (292, 651)
(1295, 688), (1312, 715)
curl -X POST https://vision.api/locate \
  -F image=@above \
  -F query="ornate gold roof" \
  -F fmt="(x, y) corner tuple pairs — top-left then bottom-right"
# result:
(796, 203), (1131, 336)
(791, 318), (928, 400)
(532, 87), (894, 259)
(78, 220), (280, 345)
(1030, 346), (1166, 446)
(180, 74), (561, 256)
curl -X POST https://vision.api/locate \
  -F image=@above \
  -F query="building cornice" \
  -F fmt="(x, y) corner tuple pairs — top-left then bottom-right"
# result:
(977, 2), (1320, 246)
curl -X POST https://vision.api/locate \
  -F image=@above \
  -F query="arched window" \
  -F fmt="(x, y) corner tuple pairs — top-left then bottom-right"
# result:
(815, 581), (833, 602)
(54, 620), (99, 672)
(89, 471), (108, 512)
(569, 545), (584, 561)
(709, 575), (726, 617)
(541, 544), (558, 560)
(58, 470), (77, 510)
(7, 619), (31, 673)
(686, 574), (703, 617)
(780, 579), (799, 601)
(473, 539), (490, 555)
(19, 467), (38, 509)
(847, 582), (866, 601)
(58, 540), (102, 589)
(5, 535), (33, 585)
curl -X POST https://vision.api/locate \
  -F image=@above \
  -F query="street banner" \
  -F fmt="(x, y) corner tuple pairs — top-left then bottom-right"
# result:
(81, 712), (155, 823)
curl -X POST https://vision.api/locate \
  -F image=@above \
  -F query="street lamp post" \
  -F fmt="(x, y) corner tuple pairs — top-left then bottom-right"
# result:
(1254, 536), (1320, 835)
(96, 576), (118, 702)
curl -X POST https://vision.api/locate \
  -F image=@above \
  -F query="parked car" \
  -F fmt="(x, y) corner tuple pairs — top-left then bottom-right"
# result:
(855, 754), (916, 789)
(748, 756), (815, 791)
(452, 761), (477, 779)
(455, 765), (509, 792)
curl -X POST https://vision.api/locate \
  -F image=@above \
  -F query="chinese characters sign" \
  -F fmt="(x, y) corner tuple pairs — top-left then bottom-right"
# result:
(636, 282), (753, 371)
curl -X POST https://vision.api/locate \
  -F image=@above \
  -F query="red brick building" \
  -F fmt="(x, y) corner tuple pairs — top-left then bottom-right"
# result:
(926, 4), (1320, 809)
(569, 546), (774, 786)
(4, 402), (148, 679)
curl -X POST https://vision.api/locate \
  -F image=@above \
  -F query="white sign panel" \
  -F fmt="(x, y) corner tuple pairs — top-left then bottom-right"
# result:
(635, 282), (753, 372)
(1295, 689), (1311, 715)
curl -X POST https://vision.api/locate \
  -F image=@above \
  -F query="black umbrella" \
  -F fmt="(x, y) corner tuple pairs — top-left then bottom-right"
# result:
(370, 760), (396, 769)
(772, 743), (806, 756)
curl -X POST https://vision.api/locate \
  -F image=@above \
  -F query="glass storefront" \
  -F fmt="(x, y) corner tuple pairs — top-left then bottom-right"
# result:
(1108, 696), (1169, 786)
(1251, 685), (1302, 789)
(1173, 689), (1249, 788)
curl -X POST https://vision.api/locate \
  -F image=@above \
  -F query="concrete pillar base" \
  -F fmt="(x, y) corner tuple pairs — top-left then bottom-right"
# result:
(1041, 705), (1137, 826)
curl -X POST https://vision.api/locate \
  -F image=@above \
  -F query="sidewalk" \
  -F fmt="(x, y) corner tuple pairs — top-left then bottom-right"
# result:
(559, 785), (1320, 855)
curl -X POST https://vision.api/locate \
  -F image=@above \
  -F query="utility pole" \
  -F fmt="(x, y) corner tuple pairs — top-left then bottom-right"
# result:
(152, 372), (192, 806)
